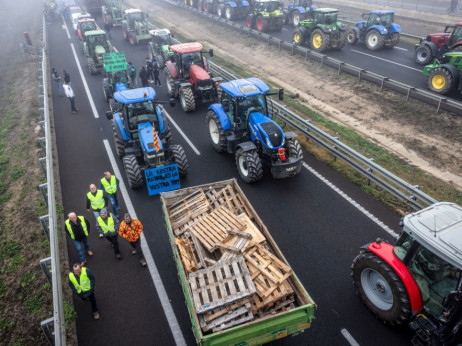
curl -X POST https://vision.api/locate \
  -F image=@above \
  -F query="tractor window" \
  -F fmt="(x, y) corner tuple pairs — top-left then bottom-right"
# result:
(221, 92), (235, 125)
(128, 12), (143, 22)
(325, 13), (337, 25)
(379, 13), (393, 27)
(237, 94), (267, 127)
(314, 12), (323, 22)
(367, 13), (378, 27)
(127, 101), (157, 131)
(450, 26), (462, 46)
(393, 232), (414, 261)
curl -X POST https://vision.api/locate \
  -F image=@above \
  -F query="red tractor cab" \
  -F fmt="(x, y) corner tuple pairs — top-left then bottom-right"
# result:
(77, 18), (99, 41)
(415, 22), (462, 65)
(352, 202), (462, 345)
(164, 42), (222, 112)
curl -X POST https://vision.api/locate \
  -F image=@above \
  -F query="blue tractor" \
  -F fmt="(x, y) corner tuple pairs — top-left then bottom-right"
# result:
(205, 78), (303, 183)
(346, 10), (401, 50)
(283, 0), (317, 27)
(106, 88), (189, 189)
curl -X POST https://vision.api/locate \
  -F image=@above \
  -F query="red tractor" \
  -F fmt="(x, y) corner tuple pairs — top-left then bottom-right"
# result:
(415, 23), (462, 65)
(164, 42), (222, 112)
(352, 202), (462, 345)
(77, 18), (98, 41)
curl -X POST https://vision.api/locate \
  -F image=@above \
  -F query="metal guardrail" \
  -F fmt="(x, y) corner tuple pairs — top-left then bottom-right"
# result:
(167, 0), (462, 114)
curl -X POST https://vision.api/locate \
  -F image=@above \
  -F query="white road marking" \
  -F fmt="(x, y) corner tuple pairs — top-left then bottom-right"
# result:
(393, 46), (407, 51)
(62, 16), (71, 39)
(103, 139), (187, 346)
(303, 162), (399, 238)
(163, 112), (201, 155)
(350, 49), (421, 72)
(341, 328), (360, 346)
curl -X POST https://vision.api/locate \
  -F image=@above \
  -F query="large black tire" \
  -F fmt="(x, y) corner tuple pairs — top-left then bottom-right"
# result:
(287, 138), (303, 160)
(274, 17), (283, 31)
(351, 251), (412, 325)
(122, 26), (128, 41)
(165, 68), (178, 98)
(415, 45), (433, 65)
(123, 155), (144, 189)
(180, 87), (195, 112)
(203, 1), (213, 13)
(346, 29), (358, 45)
(112, 124), (125, 158)
(157, 53), (165, 69)
(310, 28), (330, 52)
(293, 27), (306, 46)
(255, 15), (267, 32)
(87, 57), (97, 75)
(217, 5), (224, 17)
(171, 144), (189, 177)
(161, 124), (173, 146)
(206, 110), (226, 152)
(246, 15), (253, 29)
(292, 10), (304, 27)
(365, 29), (384, 51)
(336, 31), (348, 50)
(103, 79), (111, 102)
(390, 32), (400, 47)
(80, 41), (84, 56)
(235, 148), (263, 183)
(427, 66), (457, 94)
(197, 0), (203, 11)
(109, 98), (117, 112)
(225, 5), (235, 20)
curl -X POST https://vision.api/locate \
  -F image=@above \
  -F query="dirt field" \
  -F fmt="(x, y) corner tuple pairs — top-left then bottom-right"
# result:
(131, 0), (462, 193)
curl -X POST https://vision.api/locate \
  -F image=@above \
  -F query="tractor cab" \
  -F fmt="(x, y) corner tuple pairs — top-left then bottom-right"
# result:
(255, 0), (281, 13)
(448, 24), (462, 47)
(150, 29), (173, 48)
(85, 30), (110, 59)
(363, 10), (394, 29)
(169, 42), (210, 81)
(125, 9), (146, 27)
(77, 18), (98, 41)
(108, 70), (130, 92)
(311, 8), (338, 25)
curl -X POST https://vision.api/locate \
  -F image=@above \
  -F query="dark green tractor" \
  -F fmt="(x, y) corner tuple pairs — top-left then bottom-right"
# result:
(423, 52), (462, 94)
(102, 0), (124, 26)
(293, 8), (347, 53)
(83, 30), (114, 75)
(246, 0), (284, 32)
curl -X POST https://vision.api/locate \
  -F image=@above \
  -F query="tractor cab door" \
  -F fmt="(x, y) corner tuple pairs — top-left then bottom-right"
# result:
(313, 11), (323, 24)
(449, 26), (462, 47)
(222, 92), (238, 128)
(366, 13), (379, 28)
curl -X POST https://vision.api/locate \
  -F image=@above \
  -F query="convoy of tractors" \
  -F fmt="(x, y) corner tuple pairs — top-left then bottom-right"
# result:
(72, 1), (462, 344)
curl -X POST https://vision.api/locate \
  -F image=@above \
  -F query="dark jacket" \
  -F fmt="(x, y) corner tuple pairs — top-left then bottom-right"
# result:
(86, 190), (108, 211)
(65, 217), (91, 241)
(139, 67), (148, 81)
(68, 267), (96, 298)
(63, 72), (70, 84)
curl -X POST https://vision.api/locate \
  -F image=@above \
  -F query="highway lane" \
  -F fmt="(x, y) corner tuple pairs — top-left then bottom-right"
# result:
(49, 13), (414, 345)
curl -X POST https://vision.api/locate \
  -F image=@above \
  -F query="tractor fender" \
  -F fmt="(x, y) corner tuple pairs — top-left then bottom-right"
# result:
(156, 106), (165, 133)
(113, 114), (130, 141)
(236, 141), (257, 152)
(442, 64), (460, 83)
(389, 23), (401, 33)
(368, 25), (388, 35)
(417, 40), (438, 56)
(367, 242), (423, 312)
(165, 61), (178, 79)
(208, 104), (231, 130)
(180, 82), (192, 88)
(283, 131), (297, 140)
(355, 20), (367, 29)
(225, 1), (237, 8)
(241, 0), (249, 6)
(294, 6), (306, 14)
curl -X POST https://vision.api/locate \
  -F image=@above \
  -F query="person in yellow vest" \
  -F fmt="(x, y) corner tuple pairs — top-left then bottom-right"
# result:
(99, 171), (120, 218)
(98, 208), (122, 259)
(65, 212), (93, 267)
(68, 263), (99, 320)
(86, 184), (108, 238)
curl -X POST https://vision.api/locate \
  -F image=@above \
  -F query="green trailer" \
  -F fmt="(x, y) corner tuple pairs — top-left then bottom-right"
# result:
(160, 178), (316, 345)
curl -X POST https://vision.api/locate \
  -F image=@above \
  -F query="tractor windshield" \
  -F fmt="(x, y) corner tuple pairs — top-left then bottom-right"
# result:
(128, 12), (144, 22)
(81, 22), (96, 32)
(324, 13), (337, 25)
(449, 26), (462, 46)
(182, 52), (204, 69)
(89, 35), (108, 50)
(155, 34), (171, 46)
(394, 233), (462, 318)
(237, 94), (267, 126)
(126, 101), (157, 129)
(378, 13), (393, 27)
(259, 1), (280, 12)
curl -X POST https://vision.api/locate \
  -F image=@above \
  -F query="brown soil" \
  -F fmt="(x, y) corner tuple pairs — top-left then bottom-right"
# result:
(130, 0), (462, 191)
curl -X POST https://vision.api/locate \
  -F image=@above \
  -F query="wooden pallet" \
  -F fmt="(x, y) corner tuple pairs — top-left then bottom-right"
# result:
(199, 300), (254, 332)
(176, 238), (197, 273)
(251, 287), (295, 316)
(188, 256), (256, 314)
(205, 184), (252, 217)
(168, 189), (210, 235)
(237, 213), (266, 248)
(190, 206), (246, 253)
(218, 228), (253, 262)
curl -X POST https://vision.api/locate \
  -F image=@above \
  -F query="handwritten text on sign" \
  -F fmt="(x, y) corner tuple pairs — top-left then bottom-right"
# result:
(145, 164), (180, 196)
(103, 52), (127, 72)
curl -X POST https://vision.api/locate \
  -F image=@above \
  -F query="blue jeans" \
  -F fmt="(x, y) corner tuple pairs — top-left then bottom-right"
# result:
(73, 237), (90, 262)
(55, 80), (62, 95)
(92, 210), (103, 235)
(107, 193), (120, 216)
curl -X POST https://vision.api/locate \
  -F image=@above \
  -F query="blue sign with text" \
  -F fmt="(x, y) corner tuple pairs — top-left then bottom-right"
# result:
(145, 164), (181, 196)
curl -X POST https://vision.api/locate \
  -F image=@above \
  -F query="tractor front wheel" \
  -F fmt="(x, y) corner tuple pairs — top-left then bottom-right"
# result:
(293, 28), (305, 46)
(310, 28), (329, 52)
(427, 66), (457, 94)
(256, 15), (267, 32)
(171, 144), (189, 176)
(352, 251), (411, 325)
(287, 138), (303, 160)
(112, 124), (125, 158)
(235, 149), (263, 183)
(246, 15), (253, 28)
(346, 29), (358, 45)
(206, 110), (226, 152)
(123, 155), (144, 189)
(165, 69), (177, 98)
(180, 87), (196, 112)
(415, 45), (433, 65)
(225, 5), (235, 20)
(292, 10), (304, 27)
(162, 124), (173, 146)
(87, 58), (97, 75)
(365, 29), (384, 51)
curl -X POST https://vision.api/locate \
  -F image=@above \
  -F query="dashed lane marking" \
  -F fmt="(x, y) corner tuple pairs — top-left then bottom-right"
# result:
(350, 49), (421, 72)
(341, 328), (360, 346)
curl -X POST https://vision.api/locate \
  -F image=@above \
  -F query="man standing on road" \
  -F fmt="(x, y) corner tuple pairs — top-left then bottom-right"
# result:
(139, 65), (149, 87)
(152, 59), (162, 87)
(99, 171), (120, 218)
(63, 69), (71, 87)
(449, 0), (458, 13)
(104, 19), (113, 39)
(68, 263), (99, 320)
(98, 208), (122, 259)
(63, 81), (80, 114)
(51, 68), (62, 96)
(119, 213), (146, 266)
(145, 57), (154, 82)
(65, 212), (93, 267)
(128, 61), (137, 87)
(86, 184), (108, 238)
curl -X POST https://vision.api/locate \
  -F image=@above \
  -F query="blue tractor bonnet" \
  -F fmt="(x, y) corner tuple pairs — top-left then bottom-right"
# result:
(115, 83), (128, 92)
(219, 78), (270, 98)
(248, 112), (284, 150)
(138, 123), (163, 154)
(114, 87), (156, 103)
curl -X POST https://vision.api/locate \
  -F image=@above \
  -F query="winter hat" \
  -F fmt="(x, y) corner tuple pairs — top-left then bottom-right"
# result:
(100, 208), (107, 215)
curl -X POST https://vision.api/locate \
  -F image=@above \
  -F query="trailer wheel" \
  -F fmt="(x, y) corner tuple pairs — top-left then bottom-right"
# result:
(206, 110), (226, 152)
(235, 149), (263, 183)
(112, 124), (125, 158)
(180, 87), (196, 112)
(415, 45), (433, 65)
(427, 66), (456, 94)
(351, 251), (411, 325)
(123, 155), (144, 189)
(365, 29), (384, 51)
(287, 138), (303, 160)
(171, 144), (189, 177)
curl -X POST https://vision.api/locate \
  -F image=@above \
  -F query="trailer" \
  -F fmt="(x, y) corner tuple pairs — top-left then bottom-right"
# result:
(160, 178), (316, 345)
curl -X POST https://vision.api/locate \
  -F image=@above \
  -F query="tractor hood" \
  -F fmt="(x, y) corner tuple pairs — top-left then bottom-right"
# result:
(114, 87), (156, 103)
(115, 83), (128, 92)
(427, 32), (451, 42)
(190, 64), (210, 81)
(138, 123), (163, 154)
(95, 45), (107, 55)
(249, 112), (284, 149)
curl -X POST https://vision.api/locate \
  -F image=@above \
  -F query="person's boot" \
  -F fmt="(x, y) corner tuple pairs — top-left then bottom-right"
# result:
(140, 258), (147, 267)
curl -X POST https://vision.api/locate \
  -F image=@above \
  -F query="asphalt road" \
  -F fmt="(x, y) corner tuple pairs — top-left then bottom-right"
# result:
(49, 12), (414, 346)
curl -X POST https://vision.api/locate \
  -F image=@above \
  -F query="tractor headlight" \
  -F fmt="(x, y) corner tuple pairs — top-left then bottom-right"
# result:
(265, 137), (273, 149)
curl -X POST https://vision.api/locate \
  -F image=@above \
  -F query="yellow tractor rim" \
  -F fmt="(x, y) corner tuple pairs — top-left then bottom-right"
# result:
(190, 0), (194, 6)
(294, 32), (300, 43)
(312, 33), (322, 49)
(432, 74), (446, 90)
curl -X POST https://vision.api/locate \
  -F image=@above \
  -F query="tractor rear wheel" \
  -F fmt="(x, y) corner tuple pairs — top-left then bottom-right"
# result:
(123, 155), (144, 189)
(256, 15), (267, 32)
(351, 251), (412, 325)
(217, 5), (224, 17)
(390, 32), (400, 47)
(246, 15), (253, 28)
(427, 66), (457, 94)
(165, 68), (178, 98)
(293, 28), (305, 46)
(235, 149), (263, 183)
(225, 6), (235, 20)
(292, 10), (304, 27)
(274, 17), (283, 31)
(414, 45), (433, 65)
(204, 1), (212, 13)
(206, 110), (226, 152)
(310, 28), (329, 52)
(112, 124), (125, 158)
(162, 124), (173, 146)
(365, 29), (384, 51)
(336, 31), (348, 50)
(287, 138), (303, 160)
(180, 87), (196, 112)
(346, 29), (358, 45)
(171, 144), (189, 176)
(87, 58), (97, 75)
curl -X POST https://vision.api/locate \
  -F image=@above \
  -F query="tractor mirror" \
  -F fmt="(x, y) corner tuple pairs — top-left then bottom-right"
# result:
(278, 88), (284, 101)
(222, 100), (229, 112)
(169, 98), (175, 107)
(209, 49), (214, 57)
(106, 111), (113, 120)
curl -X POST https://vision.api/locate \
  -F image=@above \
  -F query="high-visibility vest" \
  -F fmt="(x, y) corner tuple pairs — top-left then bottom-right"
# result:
(87, 190), (105, 210)
(97, 215), (116, 235)
(69, 267), (91, 294)
(101, 176), (117, 194)
(65, 216), (88, 240)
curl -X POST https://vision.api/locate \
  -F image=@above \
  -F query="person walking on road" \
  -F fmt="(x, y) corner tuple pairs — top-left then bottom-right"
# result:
(68, 263), (99, 320)
(449, 0), (458, 13)
(128, 61), (137, 87)
(63, 69), (71, 87)
(152, 59), (162, 87)
(65, 212), (93, 267)
(99, 171), (120, 218)
(104, 19), (113, 39)
(139, 65), (149, 87)
(145, 57), (154, 82)
(119, 213), (146, 266)
(63, 81), (79, 114)
(51, 68), (62, 96)
(86, 184), (108, 238)
(98, 208), (122, 259)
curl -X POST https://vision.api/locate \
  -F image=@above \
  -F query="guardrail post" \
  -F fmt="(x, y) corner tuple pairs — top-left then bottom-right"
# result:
(337, 62), (344, 76)
(305, 50), (308, 61)
(39, 157), (47, 177)
(39, 94), (45, 107)
(40, 317), (54, 345)
(380, 77), (389, 91)
(39, 108), (45, 120)
(436, 98), (446, 114)
(39, 183), (48, 206)
(406, 87), (416, 101)
(366, 158), (375, 185)
(358, 69), (365, 82)
(321, 55), (325, 68)
(39, 137), (46, 154)
(40, 257), (52, 285)
(40, 215), (50, 241)
(39, 121), (45, 136)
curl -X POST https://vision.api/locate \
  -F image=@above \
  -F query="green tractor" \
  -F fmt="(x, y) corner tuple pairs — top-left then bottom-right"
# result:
(102, 0), (124, 26)
(293, 8), (347, 53)
(246, 0), (284, 32)
(423, 52), (462, 94)
(83, 30), (114, 75)
(148, 29), (173, 69)
(121, 9), (150, 45)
